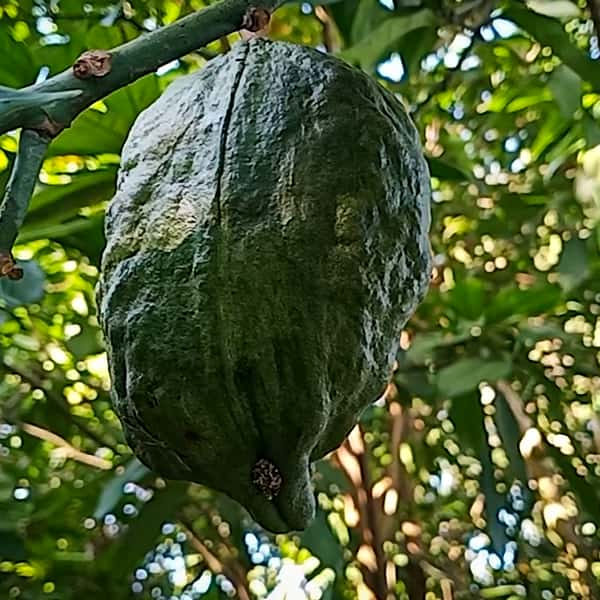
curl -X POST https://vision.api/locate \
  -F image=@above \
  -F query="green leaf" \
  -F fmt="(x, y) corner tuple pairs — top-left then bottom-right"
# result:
(350, 0), (390, 45)
(448, 277), (486, 320)
(48, 75), (162, 157)
(428, 156), (472, 182)
(17, 216), (101, 244)
(397, 25), (438, 79)
(341, 9), (437, 69)
(548, 65), (581, 118)
(26, 169), (116, 217)
(98, 481), (188, 580)
(22, 169), (116, 236)
(315, 460), (352, 494)
(0, 530), (27, 561)
(94, 459), (151, 520)
(0, 24), (38, 87)
(504, 4), (600, 89)
(494, 389), (529, 486)
(505, 90), (552, 112)
(300, 508), (344, 578)
(485, 284), (561, 322)
(517, 323), (568, 345)
(584, 115), (600, 147)
(394, 369), (436, 399)
(0, 260), (45, 308)
(437, 358), (512, 398)
(450, 393), (509, 555)
(66, 322), (105, 359)
(479, 439), (510, 556)
(405, 330), (471, 365)
(328, 0), (361, 44)
(558, 238), (589, 291)
(530, 110), (570, 160)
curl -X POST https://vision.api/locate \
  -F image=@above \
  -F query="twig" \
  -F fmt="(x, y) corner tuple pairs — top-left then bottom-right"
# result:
(178, 519), (250, 600)
(338, 428), (388, 600)
(1, 0), (282, 136)
(3, 360), (121, 453)
(496, 380), (533, 433)
(385, 392), (427, 600)
(0, 86), (82, 138)
(21, 422), (112, 469)
(315, 6), (338, 52)
(0, 130), (49, 278)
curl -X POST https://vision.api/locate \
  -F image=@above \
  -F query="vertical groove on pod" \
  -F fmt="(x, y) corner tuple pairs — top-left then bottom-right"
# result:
(213, 42), (250, 224)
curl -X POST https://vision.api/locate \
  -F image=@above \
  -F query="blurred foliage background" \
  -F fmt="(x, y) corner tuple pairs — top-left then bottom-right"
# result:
(1, 0), (600, 598)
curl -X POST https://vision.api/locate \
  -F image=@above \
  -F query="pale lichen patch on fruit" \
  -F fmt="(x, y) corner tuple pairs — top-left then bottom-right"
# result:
(140, 194), (207, 252)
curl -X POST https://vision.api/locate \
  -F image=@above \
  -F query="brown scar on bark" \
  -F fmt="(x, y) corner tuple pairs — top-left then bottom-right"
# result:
(37, 116), (65, 138)
(0, 254), (23, 280)
(241, 7), (271, 34)
(73, 50), (113, 79)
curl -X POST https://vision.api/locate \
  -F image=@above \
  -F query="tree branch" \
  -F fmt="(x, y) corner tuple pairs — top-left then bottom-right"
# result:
(0, 130), (49, 278)
(178, 519), (250, 600)
(21, 421), (112, 470)
(0, 0), (281, 276)
(1, 0), (281, 136)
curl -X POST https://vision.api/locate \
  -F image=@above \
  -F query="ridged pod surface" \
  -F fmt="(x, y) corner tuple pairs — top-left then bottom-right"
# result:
(98, 39), (431, 532)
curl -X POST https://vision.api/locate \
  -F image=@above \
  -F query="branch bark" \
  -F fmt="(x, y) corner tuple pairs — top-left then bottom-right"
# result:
(0, 0), (282, 136)
(0, 0), (281, 276)
(0, 130), (49, 278)
(21, 422), (112, 470)
(178, 519), (250, 600)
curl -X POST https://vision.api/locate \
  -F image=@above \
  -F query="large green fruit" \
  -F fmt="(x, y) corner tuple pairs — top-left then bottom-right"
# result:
(97, 38), (431, 533)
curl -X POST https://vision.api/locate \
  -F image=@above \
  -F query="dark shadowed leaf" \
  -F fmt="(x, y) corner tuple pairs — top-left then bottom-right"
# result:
(300, 508), (344, 580)
(503, 4), (600, 89)
(558, 238), (589, 291)
(0, 530), (27, 561)
(584, 115), (600, 147)
(437, 358), (512, 398)
(98, 481), (188, 580)
(448, 277), (486, 320)
(494, 389), (528, 486)
(485, 285), (562, 323)
(94, 459), (151, 520)
(450, 393), (510, 555)
(48, 75), (162, 157)
(428, 156), (472, 182)
(548, 65), (581, 118)
(479, 436), (510, 556)
(328, 0), (361, 44)
(341, 9), (436, 69)
(24, 169), (117, 225)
